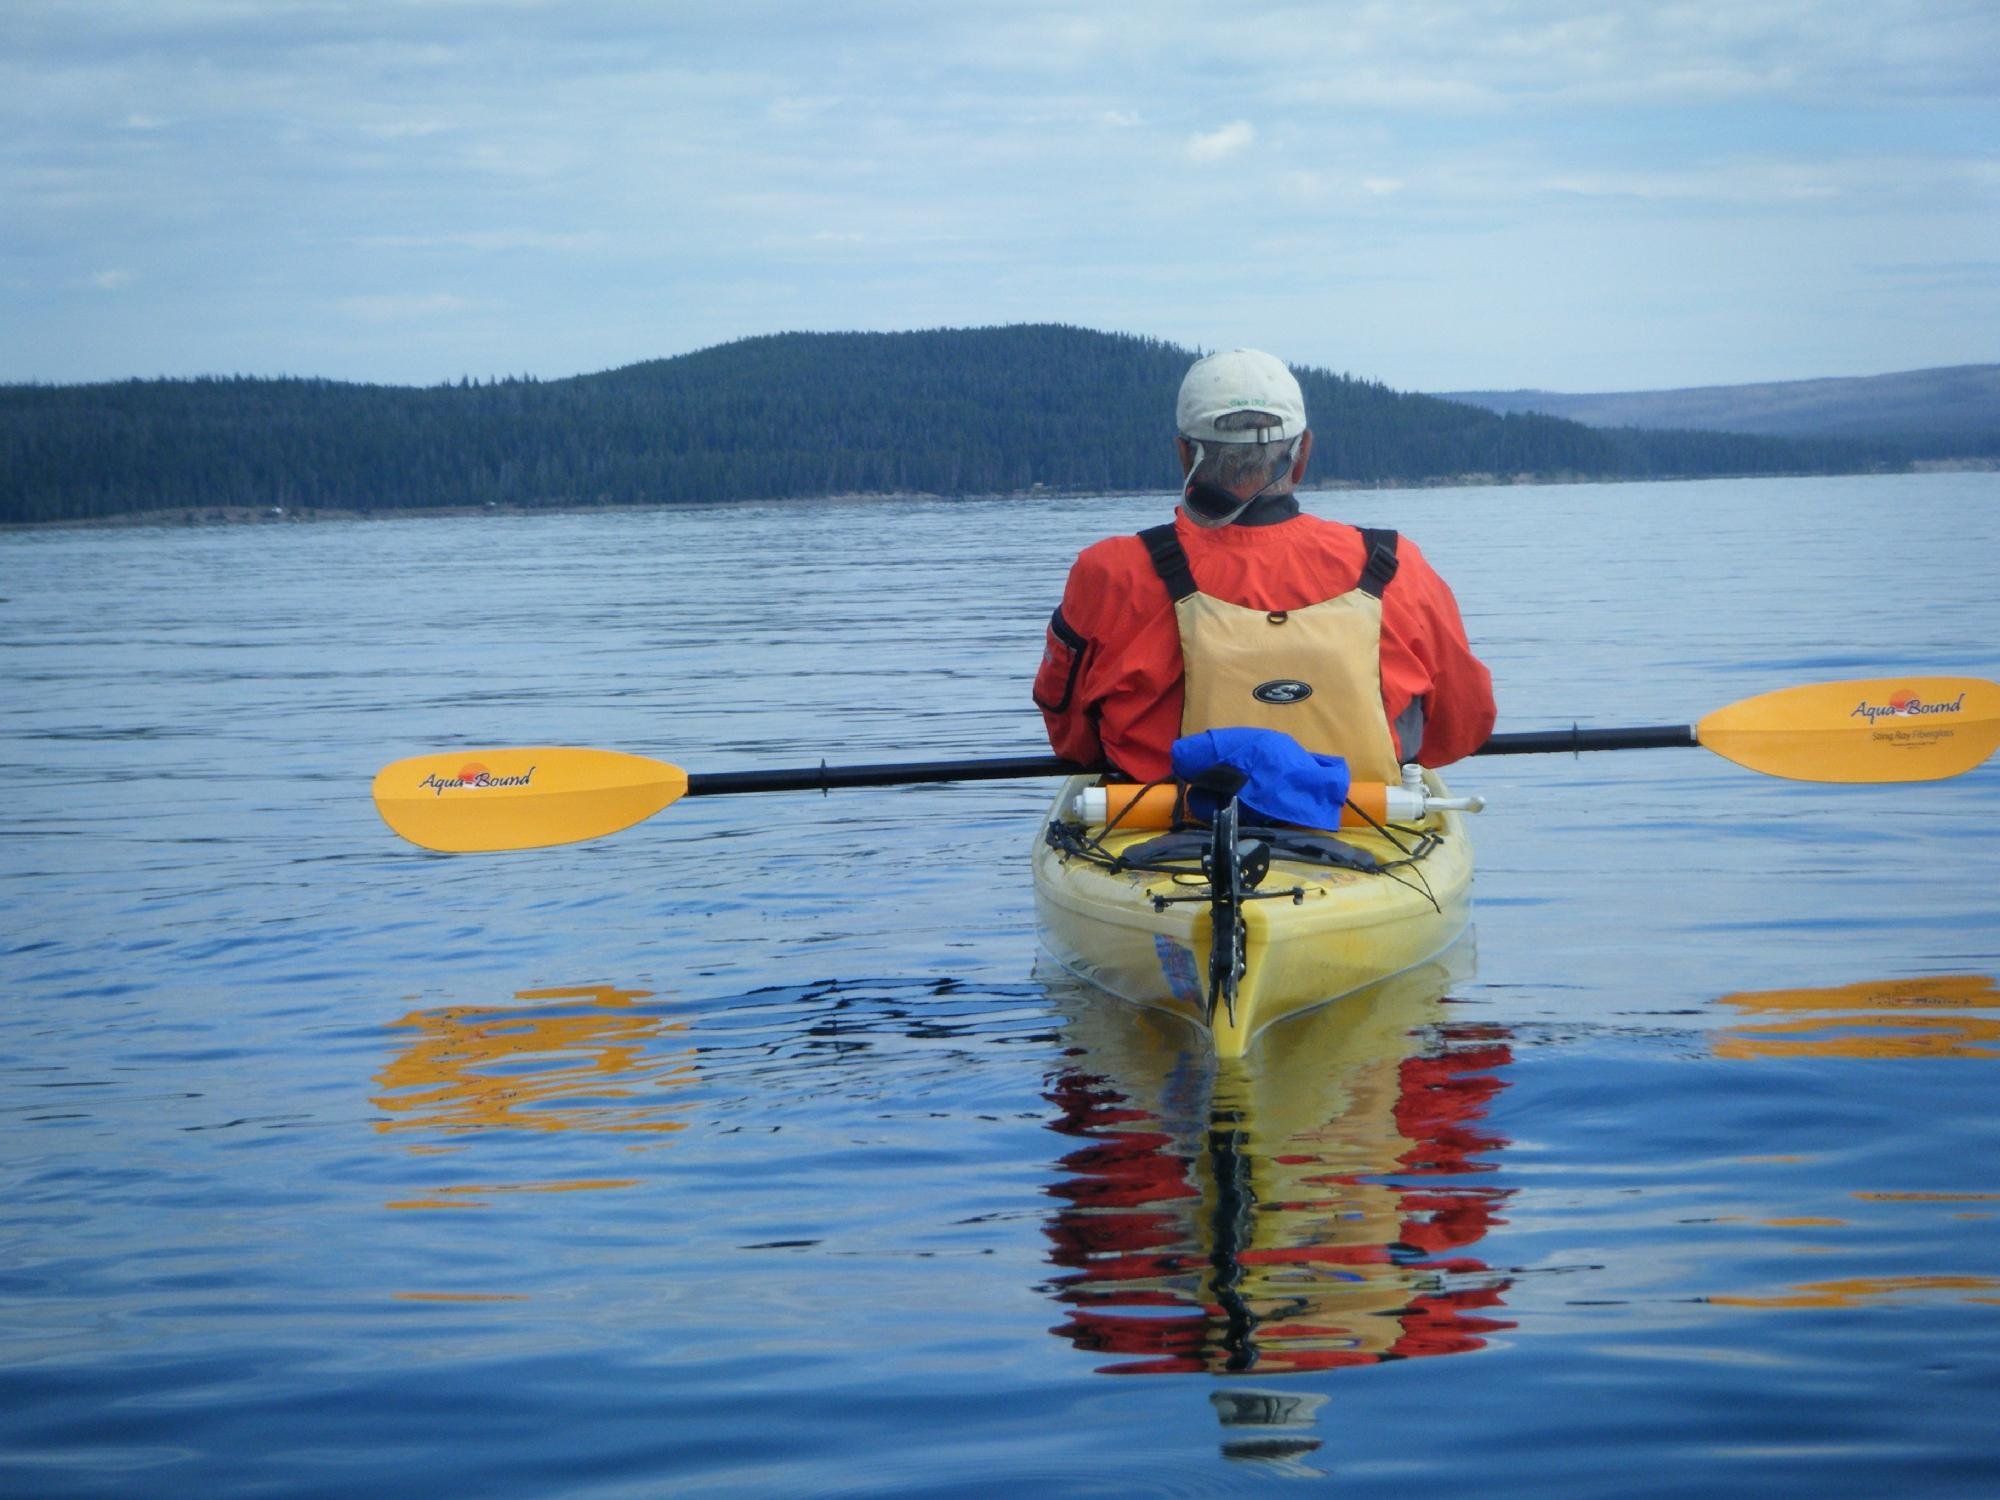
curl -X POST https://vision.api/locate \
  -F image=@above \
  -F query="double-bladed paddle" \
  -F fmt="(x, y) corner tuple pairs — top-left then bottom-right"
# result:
(372, 675), (1999, 853)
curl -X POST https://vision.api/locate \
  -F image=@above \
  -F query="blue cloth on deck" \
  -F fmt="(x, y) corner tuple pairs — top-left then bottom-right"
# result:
(1170, 728), (1353, 830)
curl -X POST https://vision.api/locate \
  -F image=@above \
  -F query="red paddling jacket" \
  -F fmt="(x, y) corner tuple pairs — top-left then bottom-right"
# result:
(1035, 509), (1495, 782)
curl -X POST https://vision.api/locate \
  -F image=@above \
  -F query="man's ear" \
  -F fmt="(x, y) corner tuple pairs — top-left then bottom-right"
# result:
(1176, 436), (1195, 476)
(1290, 430), (1314, 483)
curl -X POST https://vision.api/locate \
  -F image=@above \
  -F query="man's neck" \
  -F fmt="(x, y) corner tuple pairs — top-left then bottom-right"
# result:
(1231, 493), (1301, 526)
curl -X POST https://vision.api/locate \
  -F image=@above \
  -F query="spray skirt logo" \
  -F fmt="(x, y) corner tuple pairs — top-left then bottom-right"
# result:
(1252, 679), (1314, 706)
(1851, 691), (1966, 725)
(419, 762), (536, 795)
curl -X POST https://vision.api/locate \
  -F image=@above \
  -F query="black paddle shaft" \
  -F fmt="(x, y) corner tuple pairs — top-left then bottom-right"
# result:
(680, 726), (1697, 798)
(685, 754), (1082, 797)
(1476, 725), (1697, 756)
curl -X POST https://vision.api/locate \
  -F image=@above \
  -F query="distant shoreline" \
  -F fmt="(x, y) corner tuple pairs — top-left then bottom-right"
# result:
(10, 328), (1987, 530)
(6, 459), (1993, 534)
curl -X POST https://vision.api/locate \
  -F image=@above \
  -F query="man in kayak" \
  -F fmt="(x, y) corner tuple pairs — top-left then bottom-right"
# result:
(1034, 348), (1495, 786)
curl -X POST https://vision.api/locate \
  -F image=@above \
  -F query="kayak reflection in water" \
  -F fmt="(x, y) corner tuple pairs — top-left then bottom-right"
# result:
(1037, 949), (1513, 1377)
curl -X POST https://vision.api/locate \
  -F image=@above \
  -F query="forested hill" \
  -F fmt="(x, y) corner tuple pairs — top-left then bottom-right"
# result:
(2, 324), (1899, 525)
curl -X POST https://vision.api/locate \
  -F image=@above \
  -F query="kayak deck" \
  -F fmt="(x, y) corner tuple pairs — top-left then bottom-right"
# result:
(1031, 772), (1474, 1057)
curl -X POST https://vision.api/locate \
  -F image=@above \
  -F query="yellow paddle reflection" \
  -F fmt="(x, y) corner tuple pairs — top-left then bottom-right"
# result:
(1039, 945), (1514, 1377)
(374, 983), (697, 1136)
(1713, 974), (2000, 1061)
(1710, 1275), (2000, 1310)
(1704, 974), (1999, 1314)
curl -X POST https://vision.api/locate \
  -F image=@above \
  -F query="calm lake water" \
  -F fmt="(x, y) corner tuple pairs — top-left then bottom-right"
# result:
(4, 472), (1998, 1496)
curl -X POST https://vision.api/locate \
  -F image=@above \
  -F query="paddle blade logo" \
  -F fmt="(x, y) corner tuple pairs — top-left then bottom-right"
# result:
(1252, 679), (1313, 706)
(1851, 690), (1967, 725)
(418, 762), (536, 796)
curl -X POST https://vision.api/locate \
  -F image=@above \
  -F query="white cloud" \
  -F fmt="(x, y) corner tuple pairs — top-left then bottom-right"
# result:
(3, 1), (1995, 387)
(1528, 155), (1992, 206)
(357, 118), (455, 140)
(353, 230), (605, 253)
(929, 12), (1111, 71)
(758, 229), (871, 251)
(1186, 121), (1254, 164)
(767, 95), (842, 125)
(1277, 72), (1498, 113)
(1245, 0), (2000, 111)
(336, 292), (477, 322)
(1280, 170), (1409, 204)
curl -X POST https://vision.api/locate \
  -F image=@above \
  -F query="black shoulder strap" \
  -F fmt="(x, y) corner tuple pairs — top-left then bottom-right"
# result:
(1356, 527), (1400, 599)
(1138, 523), (1197, 602)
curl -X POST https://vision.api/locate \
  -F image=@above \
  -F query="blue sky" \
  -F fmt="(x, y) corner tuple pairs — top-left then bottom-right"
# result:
(4, 0), (1995, 392)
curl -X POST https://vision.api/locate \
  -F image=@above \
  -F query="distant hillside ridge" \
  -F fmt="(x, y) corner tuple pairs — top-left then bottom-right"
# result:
(3, 324), (1900, 525)
(1441, 364), (1999, 454)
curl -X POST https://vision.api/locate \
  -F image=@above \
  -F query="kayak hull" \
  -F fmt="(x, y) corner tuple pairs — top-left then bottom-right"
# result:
(1032, 772), (1474, 1057)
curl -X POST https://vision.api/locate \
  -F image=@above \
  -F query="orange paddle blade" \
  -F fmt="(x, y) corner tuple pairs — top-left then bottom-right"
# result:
(372, 748), (689, 852)
(1696, 676), (2000, 783)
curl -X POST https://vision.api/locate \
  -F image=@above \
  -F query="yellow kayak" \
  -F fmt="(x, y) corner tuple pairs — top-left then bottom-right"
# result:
(1032, 770), (1475, 1058)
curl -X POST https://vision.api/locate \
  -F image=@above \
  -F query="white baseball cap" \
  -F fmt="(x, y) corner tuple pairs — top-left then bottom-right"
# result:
(1175, 349), (1307, 443)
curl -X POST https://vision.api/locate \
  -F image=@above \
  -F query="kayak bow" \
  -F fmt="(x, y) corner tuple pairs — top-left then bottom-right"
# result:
(1032, 769), (1477, 1058)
